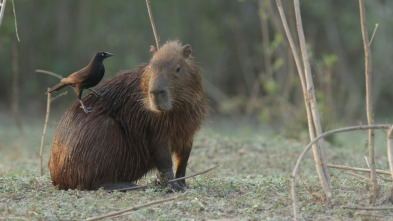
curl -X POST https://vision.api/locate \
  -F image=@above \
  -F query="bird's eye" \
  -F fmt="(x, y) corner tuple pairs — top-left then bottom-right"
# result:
(101, 53), (105, 57)
(176, 66), (181, 73)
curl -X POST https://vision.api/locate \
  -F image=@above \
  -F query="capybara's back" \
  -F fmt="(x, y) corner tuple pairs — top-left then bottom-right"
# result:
(49, 41), (207, 191)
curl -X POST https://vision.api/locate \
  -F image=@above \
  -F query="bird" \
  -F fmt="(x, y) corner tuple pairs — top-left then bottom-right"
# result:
(46, 51), (114, 113)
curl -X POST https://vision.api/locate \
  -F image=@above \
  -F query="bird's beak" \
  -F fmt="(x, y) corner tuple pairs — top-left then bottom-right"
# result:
(106, 52), (114, 57)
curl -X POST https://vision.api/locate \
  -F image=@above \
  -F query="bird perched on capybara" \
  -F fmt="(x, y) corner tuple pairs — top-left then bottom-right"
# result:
(48, 41), (207, 191)
(47, 51), (114, 113)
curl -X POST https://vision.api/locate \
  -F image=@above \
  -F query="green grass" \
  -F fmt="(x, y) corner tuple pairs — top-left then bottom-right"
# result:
(1, 117), (393, 220)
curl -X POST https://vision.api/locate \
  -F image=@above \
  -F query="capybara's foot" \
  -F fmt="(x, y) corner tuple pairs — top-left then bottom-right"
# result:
(169, 181), (187, 192)
(177, 179), (187, 189)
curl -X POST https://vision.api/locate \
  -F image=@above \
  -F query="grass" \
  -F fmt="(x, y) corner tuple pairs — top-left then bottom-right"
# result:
(1, 116), (393, 220)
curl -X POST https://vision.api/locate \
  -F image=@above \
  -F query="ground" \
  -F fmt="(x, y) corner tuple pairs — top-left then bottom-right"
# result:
(1, 116), (393, 220)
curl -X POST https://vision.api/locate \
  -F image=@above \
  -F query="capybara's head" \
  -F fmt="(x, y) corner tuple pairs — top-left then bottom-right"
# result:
(142, 41), (204, 112)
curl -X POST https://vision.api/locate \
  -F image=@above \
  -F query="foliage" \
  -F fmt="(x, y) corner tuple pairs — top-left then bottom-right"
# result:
(1, 121), (393, 220)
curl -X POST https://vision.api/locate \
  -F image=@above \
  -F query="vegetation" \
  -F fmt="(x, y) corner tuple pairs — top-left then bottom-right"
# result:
(1, 120), (393, 220)
(2, 1), (393, 128)
(3, 0), (393, 220)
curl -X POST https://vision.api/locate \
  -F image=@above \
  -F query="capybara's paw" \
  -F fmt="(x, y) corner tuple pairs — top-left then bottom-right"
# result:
(170, 181), (187, 192)
(177, 180), (187, 189)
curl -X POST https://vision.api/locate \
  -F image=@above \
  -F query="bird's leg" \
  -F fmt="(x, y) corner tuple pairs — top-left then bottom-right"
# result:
(79, 100), (92, 114)
(77, 88), (92, 114)
(87, 88), (101, 97)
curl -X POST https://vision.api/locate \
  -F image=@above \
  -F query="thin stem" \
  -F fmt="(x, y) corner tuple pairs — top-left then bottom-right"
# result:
(369, 23), (379, 46)
(35, 69), (63, 80)
(328, 164), (391, 176)
(0, 0), (6, 28)
(12, 0), (19, 42)
(294, 0), (329, 185)
(40, 88), (51, 176)
(85, 196), (178, 221)
(359, 0), (378, 203)
(145, 0), (160, 49)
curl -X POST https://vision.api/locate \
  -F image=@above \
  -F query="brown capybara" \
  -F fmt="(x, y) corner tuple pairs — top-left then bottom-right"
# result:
(48, 41), (207, 191)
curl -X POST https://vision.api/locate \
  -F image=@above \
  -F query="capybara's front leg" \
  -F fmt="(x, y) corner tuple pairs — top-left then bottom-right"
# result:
(154, 144), (186, 192)
(173, 140), (192, 188)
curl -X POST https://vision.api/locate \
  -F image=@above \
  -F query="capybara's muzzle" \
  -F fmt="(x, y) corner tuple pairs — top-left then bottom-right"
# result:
(149, 89), (172, 111)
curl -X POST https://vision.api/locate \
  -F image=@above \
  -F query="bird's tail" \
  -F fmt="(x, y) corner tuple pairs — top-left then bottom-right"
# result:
(46, 82), (67, 94)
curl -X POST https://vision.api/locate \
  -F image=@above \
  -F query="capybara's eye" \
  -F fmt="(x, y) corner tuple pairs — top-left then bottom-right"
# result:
(176, 66), (181, 73)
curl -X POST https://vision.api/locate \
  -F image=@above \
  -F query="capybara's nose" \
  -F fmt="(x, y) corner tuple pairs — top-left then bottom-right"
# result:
(150, 89), (166, 96)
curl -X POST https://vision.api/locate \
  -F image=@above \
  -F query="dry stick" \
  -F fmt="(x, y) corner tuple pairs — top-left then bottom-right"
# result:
(85, 196), (178, 221)
(327, 164), (391, 176)
(0, 0), (6, 27)
(291, 124), (390, 220)
(293, 0), (329, 185)
(369, 23), (379, 46)
(359, 0), (378, 203)
(11, 0), (19, 42)
(116, 165), (219, 192)
(275, 0), (331, 210)
(342, 206), (393, 210)
(35, 69), (63, 80)
(40, 88), (51, 176)
(387, 126), (393, 202)
(145, 0), (160, 49)
(344, 171), (371, 182)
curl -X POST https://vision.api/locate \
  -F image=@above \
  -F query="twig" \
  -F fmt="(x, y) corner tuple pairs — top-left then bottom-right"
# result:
(294, 0), (330, 188)
(11, 0), (19, 42)
(364, 156), (370, 169)
(291, 124), (390, 221)
(35, 69), (63, 80)
(359, 0), (378, 203)
(369, 23), (379, 46)
(85, 196), (178, 221)
(116, 165), (218, 192)
(145, 0), (160, 49)
(0, 0), (6, 28)
(276, 1), (330, 219)
(387, 126), (393, 201)
(344, 171), (371, 182)
(40, 88), (51, 176)
(342, 206), (393, 210)
(327, 164), (391, 176)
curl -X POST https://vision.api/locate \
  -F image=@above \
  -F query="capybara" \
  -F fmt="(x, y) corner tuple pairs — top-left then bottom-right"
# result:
(48, 41), (207, 191)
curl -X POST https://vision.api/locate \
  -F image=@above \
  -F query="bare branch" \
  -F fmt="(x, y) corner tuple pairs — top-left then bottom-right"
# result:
(328, 164), (391, 176)
(85, 196), (178, 221)
(275, 2), (330, 217)
(369, 23), (379, 46)
(387, 126), (393, 202)
(0, 0), (6, 28)
(294, 0), (330, 188)
(344, 171), (371, 182)
(40, 88), (51, 176)
(145, 0), (160, 49)
(35, 69), (63, 80)
(342, 206), (393, 210)
(11, 0), (19, 41)
(359, 0), (378, 203)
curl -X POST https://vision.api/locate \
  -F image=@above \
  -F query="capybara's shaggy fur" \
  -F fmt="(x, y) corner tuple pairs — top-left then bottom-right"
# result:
(48, 41), (207, 191)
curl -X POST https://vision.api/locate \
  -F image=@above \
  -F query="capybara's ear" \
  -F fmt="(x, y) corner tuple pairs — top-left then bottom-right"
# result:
(183, 45), (192, 58)
(150, 45), (156, 55)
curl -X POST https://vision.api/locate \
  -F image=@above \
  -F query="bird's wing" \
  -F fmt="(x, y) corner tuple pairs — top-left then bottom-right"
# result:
(62, 66), (90, 84)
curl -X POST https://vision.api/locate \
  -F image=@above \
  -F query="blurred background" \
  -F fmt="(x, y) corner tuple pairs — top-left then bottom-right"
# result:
(1, 0), (393, 136)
